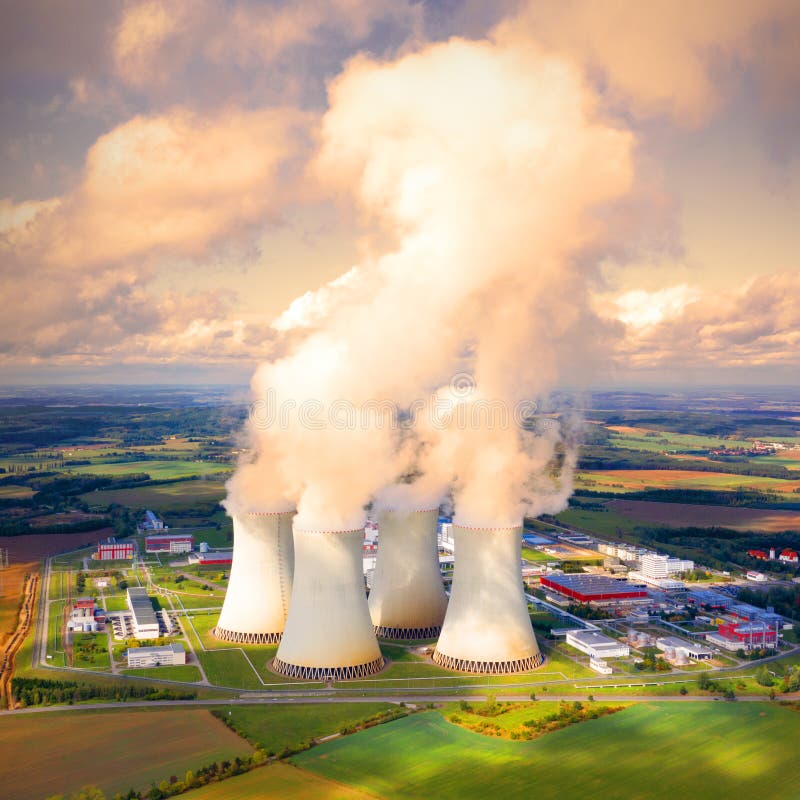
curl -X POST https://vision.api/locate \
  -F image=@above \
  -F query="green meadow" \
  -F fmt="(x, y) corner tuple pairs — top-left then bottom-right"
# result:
(293, 703), (800, 800)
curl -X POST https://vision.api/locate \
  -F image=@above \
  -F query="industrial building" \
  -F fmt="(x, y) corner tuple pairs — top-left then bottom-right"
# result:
(565, 630), (630, 659)
(190, 549), (233, 565)
(368, 509), (448, 640)
(93, 540), (134, 560)
(215, 511), (294, 644)
(706, 622), (779, 651)
(127, 643), (186, 668)
(433, 524), (543, 674)
(655, 636), (713, 661)
(126, 587), (160, 640)
(141, 510), (167, 531)
(145, 534), (194, 553)
(275, 525), (385, 680)
(639, 553), (694, 579)
(540, 574), (648, 603)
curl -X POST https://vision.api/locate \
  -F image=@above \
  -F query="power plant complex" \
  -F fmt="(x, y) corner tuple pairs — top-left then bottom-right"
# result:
(217, 506), (544, 679)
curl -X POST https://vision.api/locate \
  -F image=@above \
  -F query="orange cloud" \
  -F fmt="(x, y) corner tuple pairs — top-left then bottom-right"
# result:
(497, 0), (800, 125)
(6, 106), (307, 271)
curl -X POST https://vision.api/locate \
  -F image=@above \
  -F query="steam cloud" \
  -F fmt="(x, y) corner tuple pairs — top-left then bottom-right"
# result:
(227, 31), (635, 528)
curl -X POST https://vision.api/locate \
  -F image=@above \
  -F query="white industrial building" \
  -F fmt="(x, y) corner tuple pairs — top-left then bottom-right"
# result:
(369, 509), (448, 640)
(214, 510), (295, 644)
(640, 553), (694, 580)
(127, 643), (186, 668)
(433, 524), (543, 674)
(566, 629), (630, 659)
(655, 636), (713, 661)
(127, 587), (160, 640)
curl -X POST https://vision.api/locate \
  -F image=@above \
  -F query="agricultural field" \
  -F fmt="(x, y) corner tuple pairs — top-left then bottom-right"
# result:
(68, 458), (231, 480)
(576, 469), (800, 495)
(181, 762), (375, 800)
(219, 703), (396, 754)
(294, 703), (800, 800)
(0, 707), (252, 800)
(604, 425), (753, 453)
(79, 479), (226, 512)
(606, 499), (800, 533)
(0, 484), (33, 498)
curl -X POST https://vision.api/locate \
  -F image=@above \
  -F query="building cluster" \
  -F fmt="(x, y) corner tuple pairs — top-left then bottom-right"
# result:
(747, 547), (798, 564)
(67, 597), (106, 632)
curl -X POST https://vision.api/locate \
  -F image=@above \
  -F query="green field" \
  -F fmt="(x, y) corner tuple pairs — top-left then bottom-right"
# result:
(181, 762), (374, 799)
(69, 459), (232, 479)
(80, 480), (226, 511)
(294, 703), (800, 799)
(219, 703), (396, 755)
(0, 708), (252, 800)
(555, 506), (639, 538)
(521, 547), (554, 562)
(606, 429), (752, 453)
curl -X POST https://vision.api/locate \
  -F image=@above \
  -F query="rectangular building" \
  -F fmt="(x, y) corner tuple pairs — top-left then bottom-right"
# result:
(540, 574), (648, 603)
(126, 587), (160, 639)
(192, 550), (233, 565)
(566, 630), (630, 659)
(94, 541), (134, 560)
(127, 643), (186, 668)
(656, 636), (713, 661)
(145, 534), (194, 553)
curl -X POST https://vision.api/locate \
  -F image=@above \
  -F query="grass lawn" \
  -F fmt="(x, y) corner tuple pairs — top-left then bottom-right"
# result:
(0, 707), (252, 800)
(521, 547), (554, 562)
(217, 703), (396, 755)
(180, 762), (375, 799)
(122, 664), (203, 682)
(72, 632), (111, 670)
(294, 703), (800, 800)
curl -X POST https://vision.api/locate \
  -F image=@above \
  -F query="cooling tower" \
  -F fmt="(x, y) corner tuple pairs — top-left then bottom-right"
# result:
(213, 510), (294, 644)
(432, 523), (543, 673)
(369, 508), (448, 639)
(274, 526), (385, 680)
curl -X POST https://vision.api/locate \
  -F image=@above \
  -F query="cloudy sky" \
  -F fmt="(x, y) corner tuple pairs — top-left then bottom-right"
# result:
(1, 0), (799, 387)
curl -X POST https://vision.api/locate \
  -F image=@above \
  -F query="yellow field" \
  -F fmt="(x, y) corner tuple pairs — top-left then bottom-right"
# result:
(181, 762), (375, 799)
(577, 469), (800, 494)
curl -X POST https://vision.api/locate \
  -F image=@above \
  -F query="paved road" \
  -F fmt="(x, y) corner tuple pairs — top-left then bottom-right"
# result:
(2, 692), (788, 716)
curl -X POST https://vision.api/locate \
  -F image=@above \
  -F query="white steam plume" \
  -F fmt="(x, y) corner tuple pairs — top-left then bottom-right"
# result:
(238, 33), (634, 527)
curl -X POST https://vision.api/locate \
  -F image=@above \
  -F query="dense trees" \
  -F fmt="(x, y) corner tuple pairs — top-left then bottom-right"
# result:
(10, 677), (196, 706)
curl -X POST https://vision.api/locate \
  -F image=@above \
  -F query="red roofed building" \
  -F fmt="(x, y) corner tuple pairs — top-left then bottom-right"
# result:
(779, 549), (799, 564)
(747, 549), (769, 560)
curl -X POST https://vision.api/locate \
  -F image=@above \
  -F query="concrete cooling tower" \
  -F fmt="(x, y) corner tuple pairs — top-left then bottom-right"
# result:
(274, 526), (385, 680)
(432, 523), (543, 673)
(213, 510), (294, 644)
(369, 508), (448, 640)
